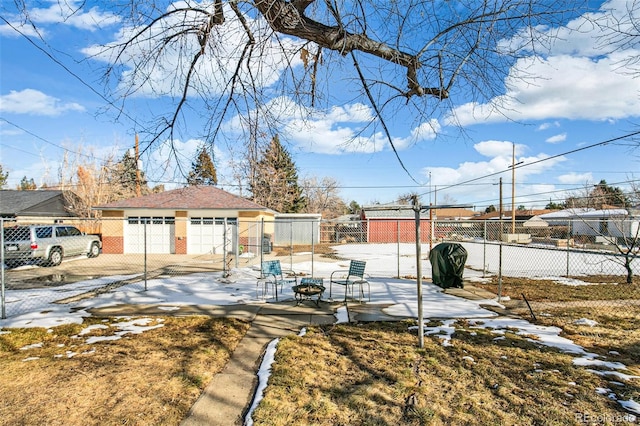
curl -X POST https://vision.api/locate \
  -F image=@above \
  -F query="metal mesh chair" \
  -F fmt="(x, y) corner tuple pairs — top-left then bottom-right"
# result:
(259, 260), (298, 301)
(329, 260), (369, 302)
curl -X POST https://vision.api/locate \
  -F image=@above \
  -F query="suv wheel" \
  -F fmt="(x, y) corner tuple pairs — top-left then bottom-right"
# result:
(88, 242), (100, 258)
(47, 248), (63, 267)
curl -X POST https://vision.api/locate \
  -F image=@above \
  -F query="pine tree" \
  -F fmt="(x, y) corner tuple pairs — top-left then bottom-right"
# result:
(187, 148), (218, 186)
(111, 150), (149, 198)
(591, 180), (629, 208)
(250, 135), (305, 213)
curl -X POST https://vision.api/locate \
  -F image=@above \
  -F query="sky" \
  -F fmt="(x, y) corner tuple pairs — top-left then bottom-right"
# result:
(1, 242), (639, 419)
(1, 0), (640, 210)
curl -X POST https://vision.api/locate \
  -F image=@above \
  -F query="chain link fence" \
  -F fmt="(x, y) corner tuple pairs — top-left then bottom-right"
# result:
(2, 217), (638, 325)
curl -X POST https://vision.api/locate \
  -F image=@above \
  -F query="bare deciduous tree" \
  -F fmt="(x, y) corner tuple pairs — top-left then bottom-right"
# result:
(11, 0), (581, 178)
(300, 176), (346, 218)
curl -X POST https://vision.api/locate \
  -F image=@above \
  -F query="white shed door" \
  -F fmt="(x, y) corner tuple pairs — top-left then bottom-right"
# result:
(188, 217), (232, 254)
(125, 217), (175, 254)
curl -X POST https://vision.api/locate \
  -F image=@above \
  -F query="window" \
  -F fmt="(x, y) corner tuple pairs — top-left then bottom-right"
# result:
(165, 217), (175, 224)
(128, 217), (139, 224)
(35, 227), (52, 239)
(191, 217), (201, 225)
(153, 217), (163, 225)
(56, 227), (68, 237)
(66, 227), (82, 236)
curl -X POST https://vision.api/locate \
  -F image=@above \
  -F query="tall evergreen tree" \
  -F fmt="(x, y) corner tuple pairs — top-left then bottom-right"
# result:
(187, 148), (217, 186)
(250, 135), (305, 213)
(591, 180), (629, 208)
(111, 150), (149, 198)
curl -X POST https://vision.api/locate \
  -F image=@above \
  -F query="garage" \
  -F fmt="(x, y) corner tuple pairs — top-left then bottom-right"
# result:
(96, 186), (274, 255)
(125, 216), (175, 254)
(188, 217), (236, 254)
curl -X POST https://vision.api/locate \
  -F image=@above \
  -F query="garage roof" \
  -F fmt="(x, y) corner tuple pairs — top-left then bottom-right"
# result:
(95, 186), (271, 211)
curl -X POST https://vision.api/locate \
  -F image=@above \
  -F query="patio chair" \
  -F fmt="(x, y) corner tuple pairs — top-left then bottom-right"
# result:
(259, 260), (299, 301)
(329, 260), (369, 303)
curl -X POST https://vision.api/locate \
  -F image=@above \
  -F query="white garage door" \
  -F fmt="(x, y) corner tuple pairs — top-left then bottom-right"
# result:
(188, 217), (234, 254)
(125, 216), (175, 254)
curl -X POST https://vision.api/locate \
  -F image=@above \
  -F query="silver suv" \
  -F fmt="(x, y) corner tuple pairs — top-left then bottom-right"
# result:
(2, 224), (101, 268)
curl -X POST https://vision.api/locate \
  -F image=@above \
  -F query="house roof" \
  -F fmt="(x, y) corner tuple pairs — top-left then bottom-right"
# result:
(95, 186), (271, 211)
(0, 190), (75, 217)
(473, 209), (554, 221)
(538, 208), (628, 220)
(361, 206), (477, 219)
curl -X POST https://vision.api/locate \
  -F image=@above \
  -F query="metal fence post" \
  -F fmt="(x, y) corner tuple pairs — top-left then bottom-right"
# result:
(412, 197), (424, 349)
(1, 218), (5, 319)
(311, 220), (315, 276)
(144, 218), (148, 291)
(289, 220), (293, 269)
(260, 218), (264, 270)
(235, 219), (239, 269)
(483, 220), (487, 277)
(397, 219), (401, 279)
(223, 218), (228, 277)
(566, 219), (572, 277)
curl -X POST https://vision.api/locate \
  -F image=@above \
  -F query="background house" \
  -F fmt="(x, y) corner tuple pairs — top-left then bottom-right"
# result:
(95, 186), (274, 254)
(538, 208), (637, 244)
(0, 190), (78, 223)
(359, 206), (477, 243)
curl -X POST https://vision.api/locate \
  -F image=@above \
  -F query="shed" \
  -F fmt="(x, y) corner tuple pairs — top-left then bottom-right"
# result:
(274, 213), (322, 245)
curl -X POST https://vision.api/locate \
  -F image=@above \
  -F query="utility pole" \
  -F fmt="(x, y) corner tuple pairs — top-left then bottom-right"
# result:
(511, 143), (516, 234)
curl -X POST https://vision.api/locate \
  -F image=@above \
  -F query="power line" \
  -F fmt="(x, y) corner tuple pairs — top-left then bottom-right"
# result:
(0, 118), (123, 162)
(417, 130), (640, 200)
(0, 16), (142, 131)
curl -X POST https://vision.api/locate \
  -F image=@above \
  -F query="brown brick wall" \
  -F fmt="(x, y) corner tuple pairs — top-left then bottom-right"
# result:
(175, 237), (187, 254)
(102, 236), (124, 254)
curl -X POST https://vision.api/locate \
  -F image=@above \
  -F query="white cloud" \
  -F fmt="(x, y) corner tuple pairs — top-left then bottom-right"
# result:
(29, 1), (121, 31)
(558, 172), (593, 184)
(420, 140), (566, 206)
(83, 3), (303, 99)
(474, 140), (522, 158)
(0, 21), (42, 38)
(449, 55), (640, 125)
(286, 112), (440, 154)
(223, 96), (441, 155)
(537, 121), (560, 131)
(410, 120), (441, 142)
(0, 89), (85, 116)
(447, 2), (640, 126)
(0, 1), (120, 36)
(546, 133), (567, 144)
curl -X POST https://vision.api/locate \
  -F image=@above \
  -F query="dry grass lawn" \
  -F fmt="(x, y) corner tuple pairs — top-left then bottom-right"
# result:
(2, 276), (639, 425)
(252, 318), (640, 425)
(0, 316), (249, 426)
